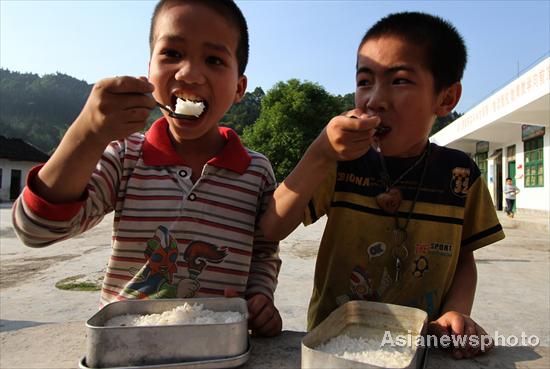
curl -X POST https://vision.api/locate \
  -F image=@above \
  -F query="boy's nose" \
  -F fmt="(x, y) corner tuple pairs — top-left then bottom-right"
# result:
(365, 85), (389, 112)
(175, 61), (206, 85)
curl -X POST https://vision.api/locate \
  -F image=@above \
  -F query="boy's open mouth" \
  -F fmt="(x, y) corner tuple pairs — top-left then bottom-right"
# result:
(170, 93), (208, 120)
(374, 125), (392, 137)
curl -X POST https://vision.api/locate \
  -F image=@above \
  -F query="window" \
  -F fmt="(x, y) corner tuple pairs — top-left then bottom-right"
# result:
(524, 136), (544, 187)
(10, 169), (22, 200)
(475, 152), (488, 180)
(506, 145), (516, 161)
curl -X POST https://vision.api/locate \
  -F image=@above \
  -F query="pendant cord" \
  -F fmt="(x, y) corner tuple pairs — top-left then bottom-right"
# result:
(395, 143), (431, 231)
(375, 143), (432, 283)
(378, 145), (429, 192)
(376, 142), (432, 240)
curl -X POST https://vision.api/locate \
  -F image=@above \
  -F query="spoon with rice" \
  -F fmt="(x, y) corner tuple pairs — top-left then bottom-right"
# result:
(156, 98), (206, 120)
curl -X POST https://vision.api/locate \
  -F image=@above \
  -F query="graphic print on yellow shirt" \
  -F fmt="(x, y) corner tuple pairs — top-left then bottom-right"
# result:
(305, 144), (504, 330)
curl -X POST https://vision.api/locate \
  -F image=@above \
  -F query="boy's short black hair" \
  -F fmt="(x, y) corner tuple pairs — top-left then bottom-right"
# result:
(360, 12), (467, 92)
(149, 0), (249, 76)
(506, 177), (513, 181)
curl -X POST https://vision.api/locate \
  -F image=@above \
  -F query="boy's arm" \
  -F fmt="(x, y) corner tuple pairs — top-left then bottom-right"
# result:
(260, 146), (335, 241)
(428, 161), (504, 359)
(428, 250), (492, 359)
(12, 77), (155, 247)
(260, 111), (380, 241)
(34, 77), (155, 203)
(244, 159), (283, 337)
(441, 250), (476, 315)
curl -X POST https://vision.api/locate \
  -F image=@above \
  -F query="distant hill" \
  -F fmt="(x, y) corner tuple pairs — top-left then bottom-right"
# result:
(0, 69), (92, 153)
(0, 69), (263, 154)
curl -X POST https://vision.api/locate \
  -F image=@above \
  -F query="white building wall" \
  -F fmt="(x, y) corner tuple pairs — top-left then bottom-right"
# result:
(432, 58), (550, 147)
(431, 57), (549, 214)
(488, 133), (549, 214)
(0, 159), (39, 202)
(514, 133), (550, 213)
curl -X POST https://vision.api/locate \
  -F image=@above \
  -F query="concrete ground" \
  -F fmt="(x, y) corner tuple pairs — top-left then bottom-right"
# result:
(499, 209), (550, 233)
(0, 203), (549, 368)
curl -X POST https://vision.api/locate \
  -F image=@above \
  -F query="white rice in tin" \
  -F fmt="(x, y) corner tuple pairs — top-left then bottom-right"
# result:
(315, 334), (416, 367)
(104, 302), (245, 327)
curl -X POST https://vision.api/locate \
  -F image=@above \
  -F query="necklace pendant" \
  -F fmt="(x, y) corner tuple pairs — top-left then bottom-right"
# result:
(376, 188), (402, 214)
(395, 257), (401, 283)
(394, 244), (409, 260)
(392, 227), (407, 246)
(392, 242), (409, 284)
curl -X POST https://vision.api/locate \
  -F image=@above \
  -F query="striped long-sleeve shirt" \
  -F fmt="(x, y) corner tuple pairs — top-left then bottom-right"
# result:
(12, 118), (281, 307)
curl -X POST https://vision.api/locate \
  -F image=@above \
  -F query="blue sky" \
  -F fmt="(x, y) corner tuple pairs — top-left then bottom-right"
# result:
(1, 0), (549, 113)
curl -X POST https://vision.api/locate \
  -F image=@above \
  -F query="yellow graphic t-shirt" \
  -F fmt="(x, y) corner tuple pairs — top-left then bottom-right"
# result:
(305, 144), (504, 330)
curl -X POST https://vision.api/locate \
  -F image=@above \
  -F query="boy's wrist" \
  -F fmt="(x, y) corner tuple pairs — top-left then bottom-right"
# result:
(441, 302), (472, 316)
(69, 118), (112, 149)
(305, 137), (339, 170)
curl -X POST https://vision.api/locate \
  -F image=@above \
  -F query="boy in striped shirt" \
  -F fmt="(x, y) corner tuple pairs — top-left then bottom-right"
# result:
(12, 0), (282, 337)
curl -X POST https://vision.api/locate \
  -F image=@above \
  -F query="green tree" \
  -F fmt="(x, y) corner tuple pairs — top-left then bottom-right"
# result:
(242, 79), (342, 181)
(335, 92), (355, 111)
(221, 86), (264, 134)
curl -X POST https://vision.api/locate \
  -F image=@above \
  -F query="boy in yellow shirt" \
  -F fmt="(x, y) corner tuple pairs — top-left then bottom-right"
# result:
(261, 12), (504, 357)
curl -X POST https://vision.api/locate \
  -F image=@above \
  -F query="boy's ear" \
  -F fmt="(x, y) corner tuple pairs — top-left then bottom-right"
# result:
(435, 82), (462, 117)
(233, 75), (248, 104)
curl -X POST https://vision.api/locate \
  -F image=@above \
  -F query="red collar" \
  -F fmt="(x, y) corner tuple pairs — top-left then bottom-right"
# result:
(142, 117), (251, 174)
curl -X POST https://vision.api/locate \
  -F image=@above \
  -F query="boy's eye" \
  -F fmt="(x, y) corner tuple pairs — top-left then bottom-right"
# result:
(162, 49), (181, 58)
(357, 79), (371, 87)
(393, 78), (411, 85)
(206, 56), (224, 66)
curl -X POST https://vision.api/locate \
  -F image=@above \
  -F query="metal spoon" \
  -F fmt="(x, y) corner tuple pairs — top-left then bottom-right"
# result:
(349, 115), (392, 135)
(348, 115), (390, 153)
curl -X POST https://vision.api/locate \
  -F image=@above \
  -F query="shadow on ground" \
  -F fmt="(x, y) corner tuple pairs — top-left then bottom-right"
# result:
(0, 319), (48, 332)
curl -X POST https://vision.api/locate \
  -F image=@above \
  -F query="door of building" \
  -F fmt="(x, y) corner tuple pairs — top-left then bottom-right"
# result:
(495, 153), (503, 211)
(10, 169), (22, 200)
(508, 161), (516, 185)
(508, 161), (517, 212)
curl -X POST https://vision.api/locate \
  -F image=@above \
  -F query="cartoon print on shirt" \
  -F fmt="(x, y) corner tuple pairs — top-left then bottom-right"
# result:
(367, 242), (386, 260)
(451, 167), (470, 197)
(349, 266), (380, 301)
(413, 256), (429, 278)
(183, 241), (228, 278)
(124, 227), (228, 299)
(415, 242), (430, 256)
(125, 225), (181, 298)
(176, 240), (228, 297)
(336, 266), (376, 306)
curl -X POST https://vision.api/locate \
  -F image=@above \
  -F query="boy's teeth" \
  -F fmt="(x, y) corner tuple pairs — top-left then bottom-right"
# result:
(175, 94), (203, 102)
